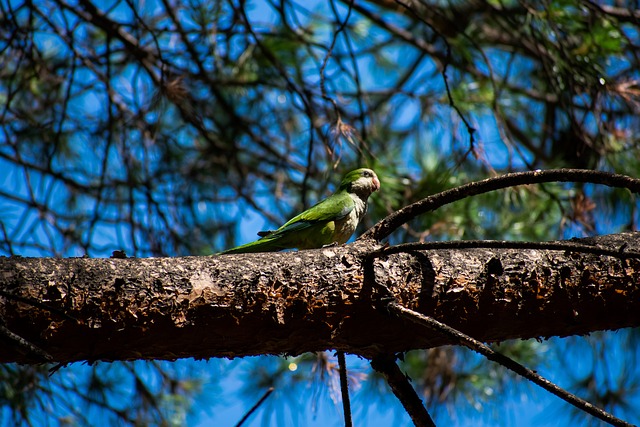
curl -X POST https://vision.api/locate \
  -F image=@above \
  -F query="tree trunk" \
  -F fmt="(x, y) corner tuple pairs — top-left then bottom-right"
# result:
(1, 232), (639, 364)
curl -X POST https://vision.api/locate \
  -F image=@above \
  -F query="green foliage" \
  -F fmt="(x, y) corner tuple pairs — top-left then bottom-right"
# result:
(0, 362), (208, 426)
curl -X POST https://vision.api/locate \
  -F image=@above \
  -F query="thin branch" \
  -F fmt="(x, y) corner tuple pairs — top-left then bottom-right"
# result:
(235, 2), (312, 113)
(380, 240), (640, 260)
(0, 323), (53, 363)
(361, 169), (640, 242)
(582, 0), (640, 24)
(370, 353), (436, 427)
(394, 0), (476, 150)
(388, 303), (634, 427)
(320, 0), (354, 116)
(234, 387), (274, 427)
(72, 0), (160, 81)
(337, 351), (353, 427)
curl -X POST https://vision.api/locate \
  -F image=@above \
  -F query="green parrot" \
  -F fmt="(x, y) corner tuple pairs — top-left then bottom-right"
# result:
(220, 168), (380, 254)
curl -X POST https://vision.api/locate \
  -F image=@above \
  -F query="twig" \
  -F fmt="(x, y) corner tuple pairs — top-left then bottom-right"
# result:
(361, 169), (640, 242)
(394, 0), (476, 149)
(0, 323), (53, 363)
(389, 303), (634, 427)
(234, 387), (275, 427)
(370, 353), (436, 427)
(320, 0), (355, 116)
(337, 351), (353, 427)
(380, 240), (640, 260)
(235, 2), (312, 113)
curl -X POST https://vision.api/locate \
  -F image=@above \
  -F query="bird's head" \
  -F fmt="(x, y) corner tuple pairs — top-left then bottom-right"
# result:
(340, 168), (381, 198)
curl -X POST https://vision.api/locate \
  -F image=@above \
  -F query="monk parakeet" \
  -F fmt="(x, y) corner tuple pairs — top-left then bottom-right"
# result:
(220, 168), (380, 254)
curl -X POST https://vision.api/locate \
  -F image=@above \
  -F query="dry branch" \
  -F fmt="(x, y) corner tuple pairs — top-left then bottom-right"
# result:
(0, 232), (639, 364)
(370, 353), (436, 427)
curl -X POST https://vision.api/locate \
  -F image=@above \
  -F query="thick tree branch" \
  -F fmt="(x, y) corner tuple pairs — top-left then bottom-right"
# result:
(0, 233), (639, 364)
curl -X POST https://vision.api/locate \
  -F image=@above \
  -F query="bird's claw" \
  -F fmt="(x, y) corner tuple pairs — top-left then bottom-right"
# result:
(321, 242), (340, 248)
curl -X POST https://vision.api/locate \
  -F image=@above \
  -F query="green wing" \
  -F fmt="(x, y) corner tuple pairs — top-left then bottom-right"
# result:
(276, 190), (354, 233)
(219, 190), (354, 254)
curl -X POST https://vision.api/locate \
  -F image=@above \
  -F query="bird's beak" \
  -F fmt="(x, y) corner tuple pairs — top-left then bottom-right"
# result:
(372, 176), (381, 192)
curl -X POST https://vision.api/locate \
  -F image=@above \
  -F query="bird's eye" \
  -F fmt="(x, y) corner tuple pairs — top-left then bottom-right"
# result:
(363, 170), (371, 177)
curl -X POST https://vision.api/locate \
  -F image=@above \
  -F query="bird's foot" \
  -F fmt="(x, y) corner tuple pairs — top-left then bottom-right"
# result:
(321, 242), (341, 248)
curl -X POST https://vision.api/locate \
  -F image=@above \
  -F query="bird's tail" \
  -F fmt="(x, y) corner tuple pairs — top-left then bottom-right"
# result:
(218, 234), (284, 254)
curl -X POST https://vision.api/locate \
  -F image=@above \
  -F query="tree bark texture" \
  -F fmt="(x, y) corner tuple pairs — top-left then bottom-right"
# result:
(1, 233), (639, 364)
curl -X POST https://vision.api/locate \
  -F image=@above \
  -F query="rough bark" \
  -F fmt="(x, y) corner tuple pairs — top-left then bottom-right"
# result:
(0, 232), (639, 364)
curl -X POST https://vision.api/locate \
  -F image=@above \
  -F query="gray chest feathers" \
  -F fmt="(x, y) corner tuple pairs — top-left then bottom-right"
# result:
(333, 196), (367, 244)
